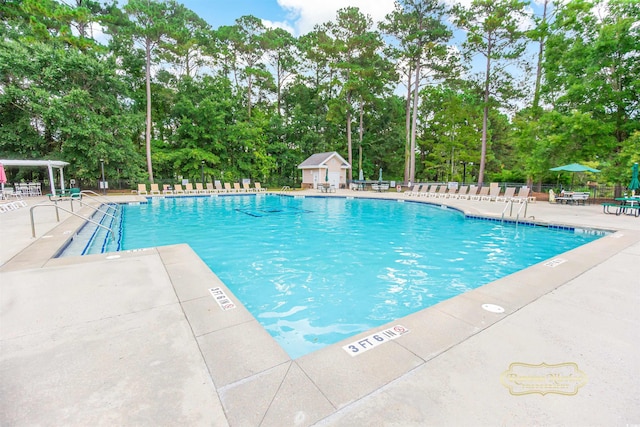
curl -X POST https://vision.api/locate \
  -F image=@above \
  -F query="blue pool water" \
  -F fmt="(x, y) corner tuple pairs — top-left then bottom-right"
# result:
(98, 195), (600, 358)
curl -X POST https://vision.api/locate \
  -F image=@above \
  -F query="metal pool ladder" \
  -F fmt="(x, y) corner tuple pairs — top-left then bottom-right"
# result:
(501, 199), (530, 225)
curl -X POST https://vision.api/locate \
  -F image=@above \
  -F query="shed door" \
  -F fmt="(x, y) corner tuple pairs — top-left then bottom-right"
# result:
(328, 172), (340, 189)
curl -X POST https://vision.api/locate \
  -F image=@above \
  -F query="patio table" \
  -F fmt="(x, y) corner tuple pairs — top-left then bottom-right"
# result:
(370, 182), (389, 192)
(556, 192), (590, 205)
(318, 183), (335, 193)
(28, 182), (42, 196)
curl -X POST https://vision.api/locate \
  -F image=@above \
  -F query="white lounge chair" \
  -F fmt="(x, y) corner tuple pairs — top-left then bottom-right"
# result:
(422, 185), (438, 197)
(496, 187), (516, 202)
(149, 183), (161, 195)
(435, 185), (449, 198)
(0, 200), (25, 212)
(195, 183), (207, 194)
(482, 185), (501, 201)
(414, 185), (429, 197)
(471, 186), (488, 200)
(459, 186), (477, 200)
(136, 184), (148, 195)
(404, 184), (420, 196)
(450, 185), (468, 199)
(512, 187), (530, 203)
(173, 184), (185, 195)
(184, 183), (196, 194)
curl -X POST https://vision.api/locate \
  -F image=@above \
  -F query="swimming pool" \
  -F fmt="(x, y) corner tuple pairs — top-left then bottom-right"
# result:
(71, 195), (602, 358)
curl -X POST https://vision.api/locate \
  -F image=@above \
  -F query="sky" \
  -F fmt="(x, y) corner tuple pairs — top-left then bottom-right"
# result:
(180, 0), (405, 35)
(178, 0), (544, 81)
(178, 0), (545, 40)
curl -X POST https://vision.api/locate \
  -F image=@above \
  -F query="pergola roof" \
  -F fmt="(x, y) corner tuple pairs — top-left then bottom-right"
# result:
(0, 159), (70, 193)
(0, 159), (69, 168)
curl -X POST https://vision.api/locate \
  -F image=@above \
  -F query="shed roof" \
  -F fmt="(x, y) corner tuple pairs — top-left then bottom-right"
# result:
(298, 152), (351, 169)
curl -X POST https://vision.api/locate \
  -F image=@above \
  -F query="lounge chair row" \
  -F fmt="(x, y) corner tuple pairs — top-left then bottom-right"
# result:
(0, 198), (27, 213)
(404, 184), (533, 203)
(136, 181), (267, 195)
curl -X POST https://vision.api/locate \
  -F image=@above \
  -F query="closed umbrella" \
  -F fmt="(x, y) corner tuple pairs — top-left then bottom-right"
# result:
(325, 167), (329, 182)
(629, 163), (640, 195)
(359, 169), (364, 181)
(0, 162), (6, 194)
(378, 168), (383, 183)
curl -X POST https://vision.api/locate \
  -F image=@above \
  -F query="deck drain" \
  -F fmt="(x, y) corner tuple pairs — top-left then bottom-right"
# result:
(106, 255), (121, 260)
(482, 303), (505, 313)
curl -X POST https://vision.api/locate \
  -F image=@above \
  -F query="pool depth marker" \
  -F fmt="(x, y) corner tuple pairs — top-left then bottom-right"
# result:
(209, 287), (236, 311)
(343, 325), (409, 356)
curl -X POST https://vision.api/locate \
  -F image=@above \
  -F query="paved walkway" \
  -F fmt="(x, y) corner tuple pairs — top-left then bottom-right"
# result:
(1, 191), (639, 426)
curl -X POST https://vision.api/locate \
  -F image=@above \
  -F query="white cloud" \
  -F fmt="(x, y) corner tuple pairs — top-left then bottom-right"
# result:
(262, 19), (296, 35)
(277, 0), (396, 35)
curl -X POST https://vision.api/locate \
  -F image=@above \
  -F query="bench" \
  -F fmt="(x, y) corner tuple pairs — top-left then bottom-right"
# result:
(371, 183), (389, 192)
(601, 203), (619, 214)
(47, 188), (82, 202)
(558, 192), (590, 205)
(619, 205), (640, 217)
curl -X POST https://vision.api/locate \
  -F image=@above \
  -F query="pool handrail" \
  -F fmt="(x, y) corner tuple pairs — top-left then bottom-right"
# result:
(501, 198), (530, 225)
(30, 202), (114, 239)
(80, 190), (120, 208)
(516, 199), (529, 222)
(74, 199), (117, 221)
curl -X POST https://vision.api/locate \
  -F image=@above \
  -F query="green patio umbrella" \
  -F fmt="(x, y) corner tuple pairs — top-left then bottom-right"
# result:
(378, 168), (383, 182)
(550, 163), (600, 189)
(325, 167), (329, 182)
(629, 163), (640, 195)
(549, 163), (601, 173)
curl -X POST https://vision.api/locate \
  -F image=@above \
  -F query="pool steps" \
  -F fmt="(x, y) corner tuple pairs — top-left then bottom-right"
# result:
(58, 203), (122, 257)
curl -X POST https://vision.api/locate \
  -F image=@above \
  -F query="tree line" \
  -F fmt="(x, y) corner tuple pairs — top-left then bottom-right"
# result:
(0, 0), (638, 189)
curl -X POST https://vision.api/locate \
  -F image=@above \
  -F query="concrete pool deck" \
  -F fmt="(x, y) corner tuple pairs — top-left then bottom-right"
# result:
(1, 190), (639, 426)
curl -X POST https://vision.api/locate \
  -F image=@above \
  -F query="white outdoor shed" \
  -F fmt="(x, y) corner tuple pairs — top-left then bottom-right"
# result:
(0, 159), (70, 194)
(298, 152), (351, 189)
